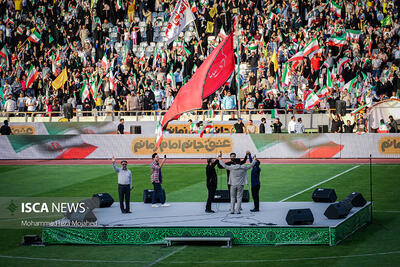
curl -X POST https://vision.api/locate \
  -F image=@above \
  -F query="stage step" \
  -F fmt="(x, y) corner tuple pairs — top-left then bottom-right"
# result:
(165, 237), (232, 248)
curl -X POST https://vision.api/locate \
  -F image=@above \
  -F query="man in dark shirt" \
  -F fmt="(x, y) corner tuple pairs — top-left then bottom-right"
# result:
(231, 118), (246, 134)
(0, 120), (12, 135)
(330, 114), (343, 133)
(205, 158), (219, 213)
(249, 154), (261, 212)
(117, 118), (124, 134)
(259, 118), (266, 133)
(270, 118), (282, 133)
(343, 120), (356, 133)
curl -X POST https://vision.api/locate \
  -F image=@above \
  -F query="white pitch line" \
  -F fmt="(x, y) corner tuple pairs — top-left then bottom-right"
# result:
(279, 165), (360, 202)
(144, 245), (187, 267)
(1, 250), (399, 264)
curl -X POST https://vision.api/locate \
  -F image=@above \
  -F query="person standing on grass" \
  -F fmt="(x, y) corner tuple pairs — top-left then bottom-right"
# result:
(218, 154), (257, 214)
(248, 154), (261, 212)
(150, 153), (170, 208)
(112, 156), (132, 214)
(205, 157), (219, 213)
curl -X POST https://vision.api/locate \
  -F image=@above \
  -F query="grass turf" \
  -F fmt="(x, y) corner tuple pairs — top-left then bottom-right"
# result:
(0, 163), (399, 266)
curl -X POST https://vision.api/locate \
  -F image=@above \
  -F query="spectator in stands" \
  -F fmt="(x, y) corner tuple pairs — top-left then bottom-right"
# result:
(344, 120), (356, 133)
(270, 118), (282, 133)
(330, 114), (343, 133)
(388, 115), (398, 133)
(287, 116), (296, 134)
(222, 91), (236, 112)
(246, 119), (257, 134)
(295, 118), (305, 133)
(231, 118), (246, 134)
(0, 120), (12, 135)
(3, 95), (16, 115)
(378, 119), (389, 133)
(259, 118), (266, 134)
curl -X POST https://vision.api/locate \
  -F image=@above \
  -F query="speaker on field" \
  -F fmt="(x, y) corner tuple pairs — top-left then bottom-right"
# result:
(324, 202), (350, 219)
(312, 188), (337, 203)
(318, 125), (329, 133)
(335, 100), (346, 116)
(130, 125), (142, 134)
(345, 192), (367, 207)
(92, 193), (114, 208)
(143, 189), (166, 203)
(213, 190), (250, 203)
(286, 208), (314, 225)
(339, 198), (353, 212)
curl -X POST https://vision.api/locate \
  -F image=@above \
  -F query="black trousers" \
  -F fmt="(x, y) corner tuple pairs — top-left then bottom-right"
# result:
(152, 182), (165, 204)
(118, 184), (130, 212)
(206, 185), (216, 211)
(251, 185), (260, 210)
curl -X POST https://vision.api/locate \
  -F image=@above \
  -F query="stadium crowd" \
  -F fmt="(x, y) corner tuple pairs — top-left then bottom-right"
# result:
(0, 0), (400, 117)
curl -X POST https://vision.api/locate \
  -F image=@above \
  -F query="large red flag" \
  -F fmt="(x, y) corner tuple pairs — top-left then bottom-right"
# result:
(161, 33), (235, 129)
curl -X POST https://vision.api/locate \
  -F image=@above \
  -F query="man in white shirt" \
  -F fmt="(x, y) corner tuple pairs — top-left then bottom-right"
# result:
(295, 118), (305, 133)
(25, 95), (37, 112)
(112, 156), (133, 214)
(4, 95), (16, 114)
(288, 116), (296, 134)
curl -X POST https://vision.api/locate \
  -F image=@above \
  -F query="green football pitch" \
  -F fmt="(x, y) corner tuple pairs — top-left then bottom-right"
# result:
(0, 163), (399, 266)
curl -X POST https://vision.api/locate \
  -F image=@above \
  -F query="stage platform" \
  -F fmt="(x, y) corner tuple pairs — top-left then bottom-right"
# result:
(42, 201), (371, 246)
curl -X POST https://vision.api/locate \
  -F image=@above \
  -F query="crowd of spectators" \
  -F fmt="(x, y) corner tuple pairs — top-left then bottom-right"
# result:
(0, 0), (400, 118)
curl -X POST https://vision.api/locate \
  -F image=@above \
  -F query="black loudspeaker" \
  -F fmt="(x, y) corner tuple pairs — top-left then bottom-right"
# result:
(92, 193), (114, 208)
(143, 189), (166, 203)
(63, 103), (73, 119)
(324, 202), (351, 219)
(286, 208), (314, 225)
(312, 188), (337, 203)
(339, 198), (353, 212)
(335, 100), (346, 116)
(318, 125), (329, 133)
(22, 235), (43, 246)
(130, 125), (142, 134)
(213, 190), (250, 203)
(345, 192), (367, 207)
(69, 209), (97, 222)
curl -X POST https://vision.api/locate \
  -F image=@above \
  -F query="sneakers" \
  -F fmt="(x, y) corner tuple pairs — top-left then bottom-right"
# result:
(161, 203), (170, 207)
(250, 209), (259, 212)
(152, 204), (160, 208)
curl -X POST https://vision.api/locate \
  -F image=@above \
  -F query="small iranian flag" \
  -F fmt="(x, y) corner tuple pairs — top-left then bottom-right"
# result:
(199, 121), (213, 138)
(146, 73), (155, 80)
(101, 53), (109, 71)
(152, 46), (159, 69)
(80, 79), (90, 101)
(247, 43), (258, 51)
(116, 0), (124, 10)
(350, 104), (368, 115)
(327, 35), (346, 47)
(28, 30), (41, 43)
(346, 29), (361, 41)
(288, 48), (304, 62)
(138, 56), (146, 68)
(327, 68), (334, 89)
(340, 77), (357, 93)
(268, 12), (276, 20)
(122, 44), (129, 65)
(317, 86), (330, 98)
(155, 121), (166, 148)
(303, 38), (319, 57)
(305, 92), (320, 110)
(206, 109), (215, 119)
(241, 83), (249, 91)
(0, 45), (7, 62)
(361, 58), (371, 69)
(281, 63), (291, 86)
(329, 0), (342, 17)
(271, 109), (278, 119)
(17, 25), (25, 35)
(166, 72), (176, 88)
(191, 2), (197, 13)
(275, 73), (283, 92)
(383, 69), (392, 80)
(26, 65), (39, 88)
(337, 57), (350, 75)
